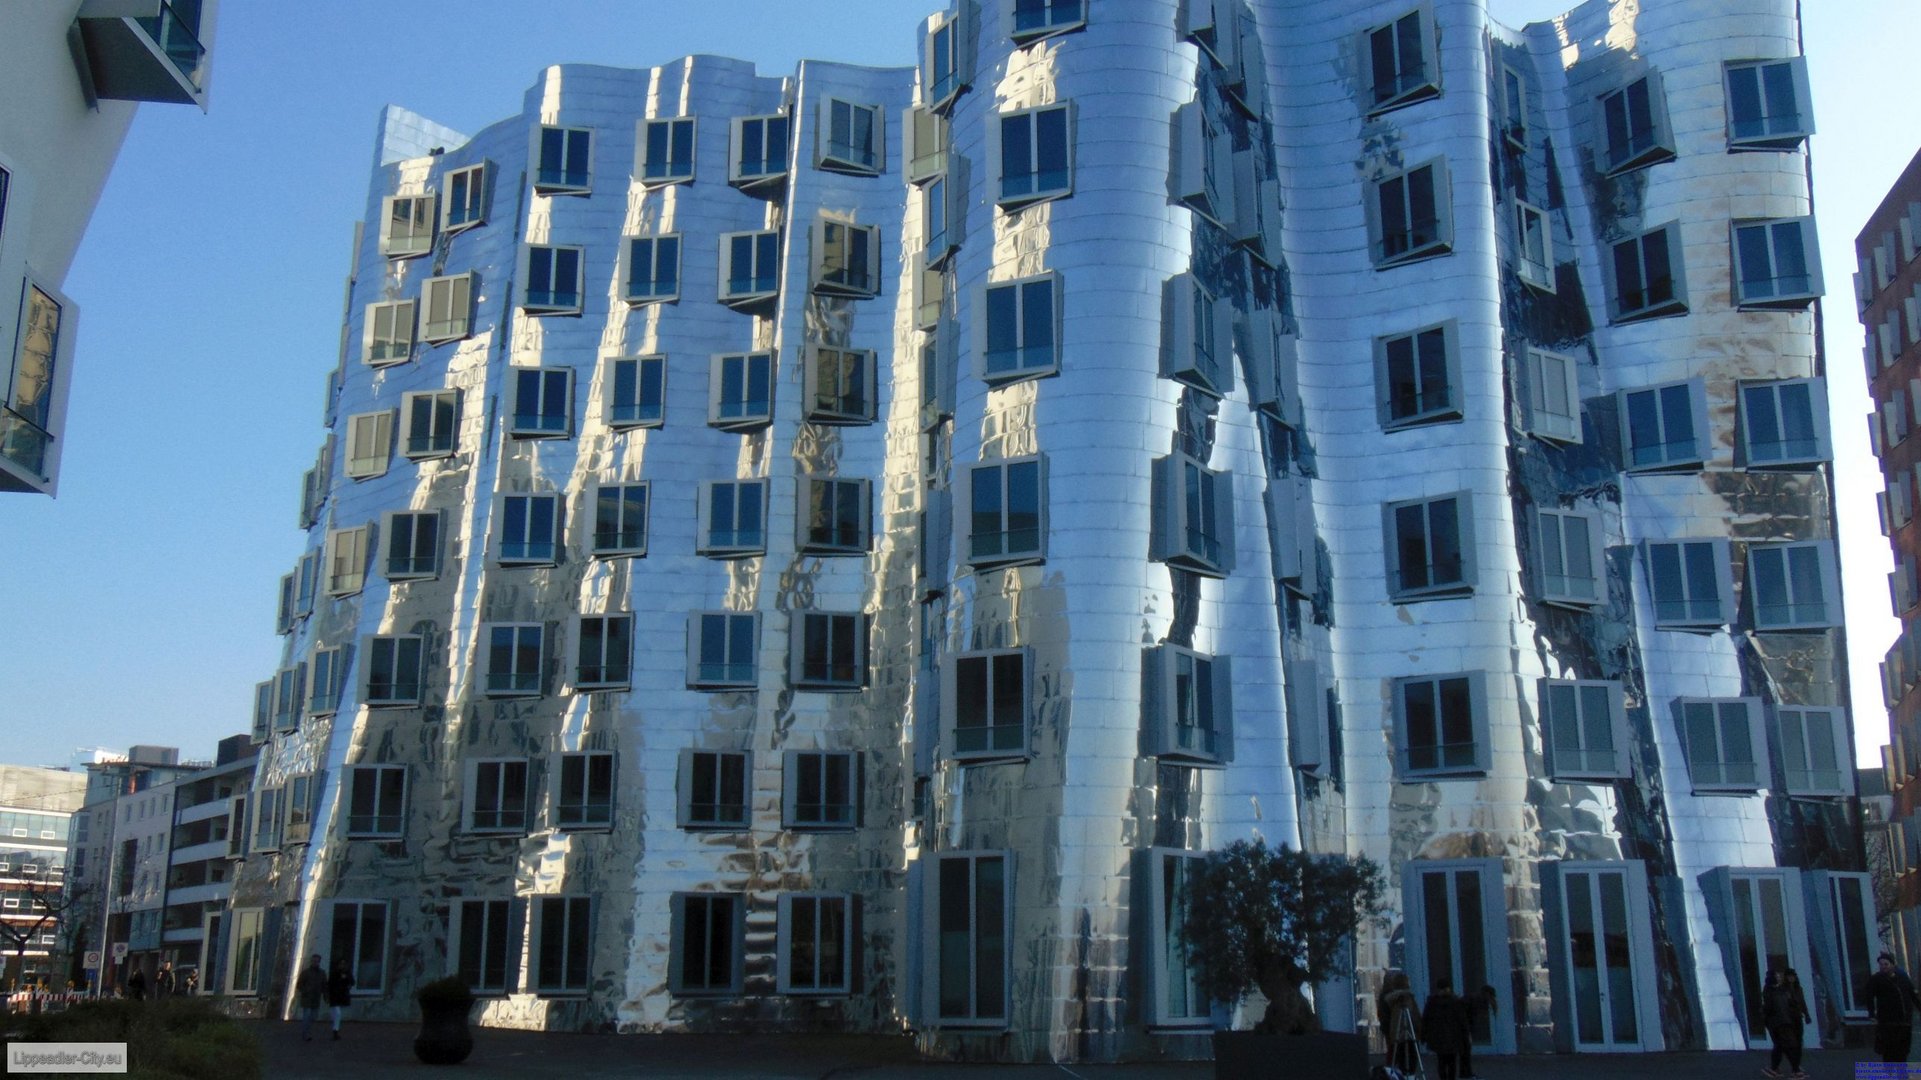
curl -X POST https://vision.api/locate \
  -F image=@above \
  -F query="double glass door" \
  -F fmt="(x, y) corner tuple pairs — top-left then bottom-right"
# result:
(1562, 866), (1642, 1049)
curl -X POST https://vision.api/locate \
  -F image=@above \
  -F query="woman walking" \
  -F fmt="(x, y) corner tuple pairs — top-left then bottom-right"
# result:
(1761, 967), (1812, 1078)
(325, 958), (354, 1040)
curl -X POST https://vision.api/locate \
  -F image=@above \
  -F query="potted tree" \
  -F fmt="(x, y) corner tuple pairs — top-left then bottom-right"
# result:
(1181, 837), (1384, 1079)
(413, 976), (476, 1065)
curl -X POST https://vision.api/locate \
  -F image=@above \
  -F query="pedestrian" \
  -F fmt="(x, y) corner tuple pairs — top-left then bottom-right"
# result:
(1459, 984), (1494, 1079)
(1421, 977), (1473, 1080)
(1868, 951), (1921, 1063)
(154, 962), (176, 997)
(1378, 969), (1423, 1076)
(124, 967), (146, 1001)
(1761, 967), (1812, 1078)
(326, 958), (354, 1040)
(294, 955), (326, 1042)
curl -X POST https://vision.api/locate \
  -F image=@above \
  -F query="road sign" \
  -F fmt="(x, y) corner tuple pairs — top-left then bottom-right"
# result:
(83, 950), (101, 970)
(110, 942), (128, 961)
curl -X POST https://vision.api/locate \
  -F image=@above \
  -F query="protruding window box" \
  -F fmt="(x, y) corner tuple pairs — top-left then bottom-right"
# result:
(76, 0), (211, 106)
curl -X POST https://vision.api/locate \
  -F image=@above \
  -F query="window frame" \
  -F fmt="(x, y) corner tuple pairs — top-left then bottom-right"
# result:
(777, 892), (855, 995)
(324, 524), (371, 596)
(382, 509), (441, 581)
(363, 300), (416, 366)
(448, 897), (516, 997)
(964, 455), (1047, 568)
(677, 749), (751, 830)
(482, 622), (544, 698)
(379, 193), (436, 259)
(442, 162), (490, 233)
(905, 106), (948, 185)
(791, 611), (869, 692)
(1539, 679), (1630, 780)
(718, 230), (780, 308)
(1162, 272), (1233, 398)
(1142, 644), (1234, 766)
(926, 850), (1013, 1027)
(532, 125), (593, 195)
(1374, 321), (1460, 429)
(623, 233), (681, 305)
(363, 633), (425, 706)
(604, 355), (665, 430)
(781, 751), (859, 830)
(1516, 201), (1554, 292)
(344, 411), (394, 480)
(1677, 696), (1765, 792)
(945, 647), (1030, 763)
(994, 102), (1074, 208)
(554, 750), (615, 830)
(521, 244), (584, 316)
(575, 612), (634, 690)
(1368, 159), (1452, 268)
(462, 758), (530, 834)
(1598, 72), (1677, 175)
(1775, 706), (1851, 796)
(1364, 7), (1440, 114)
(328, 899), (391, 996)
(686, 611), (760, 690)
(1383, 492), (1475, 601)
(1746, 539), (1839, 631)
(1608, 223), (1688, 322)
(696, 480), (768, 558)
(798, 477), (872, 555)
(590, 482), (649, 559)
(977, 272), (1062, 383)
(811, 219), (882, 298)
(344, 765), (407, 839)
(1738, 378), (1829, 468)
(531, 895), (593, 996)
(708, 351), (775, 431)
(1731, 217), (1822, 308)
(638, 117), (697, 186)
(1619, 378), (1708, 471)
(670, 892), (744, 995)
(817, 98), (884, 176)
(1533, 506), (1604, 609)
(1011, 0), (1086, 43)
(1394, 671), (1491, 779)
(402, 389), (460, 459)
(1525, 348), (1582, 444)
(1642, 538), (1734, 630)
(1150, 453), (1235, 578)
(509, 366), (574, 438)
(496, 493), (562, 566)
(1724, 57), (1813, 150)
(730, 113), (791, 190)
(420, 273), (475, 343)
(805, 346), (877, 425)
(1144, 848), (1211, 1028)
(307, 645), (346, 716)
(923, 7), (972, 111)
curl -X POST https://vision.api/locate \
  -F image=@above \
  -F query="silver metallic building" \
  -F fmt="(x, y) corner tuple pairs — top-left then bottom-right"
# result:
(226, 0), (1869, 1062)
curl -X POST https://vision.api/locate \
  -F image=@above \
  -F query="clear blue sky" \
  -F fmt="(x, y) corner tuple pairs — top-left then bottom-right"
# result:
(0, 1), (1911, 769)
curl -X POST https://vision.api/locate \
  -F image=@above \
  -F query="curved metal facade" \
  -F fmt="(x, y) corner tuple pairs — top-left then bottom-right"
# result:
(224, 0), (1859, 1063)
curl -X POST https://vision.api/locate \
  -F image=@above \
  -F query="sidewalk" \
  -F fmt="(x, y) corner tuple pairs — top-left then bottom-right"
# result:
(249, 1020), (1904, 1079)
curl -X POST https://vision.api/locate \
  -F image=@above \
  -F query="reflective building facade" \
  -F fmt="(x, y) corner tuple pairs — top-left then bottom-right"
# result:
(226, 0), (1867, 1062)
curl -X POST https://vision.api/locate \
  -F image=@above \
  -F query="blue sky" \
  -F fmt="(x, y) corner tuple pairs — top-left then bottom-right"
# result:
(0, 1), (1912, 768)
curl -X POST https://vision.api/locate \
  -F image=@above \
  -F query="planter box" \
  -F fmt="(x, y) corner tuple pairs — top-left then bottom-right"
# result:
(1213, 1030), (1369, 1079)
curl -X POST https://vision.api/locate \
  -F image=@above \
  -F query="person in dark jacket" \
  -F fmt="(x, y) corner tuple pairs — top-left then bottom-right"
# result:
(325, 959), (354, 1040)
(1760, 967), (1812, 1078)
(1868, 952), (1921, 1063)
(1377, 969), (1423, 1075)
(1421, 977), (1473, 1080)
(294, 955), (326, 1042)
(123, 967), (146, 1001)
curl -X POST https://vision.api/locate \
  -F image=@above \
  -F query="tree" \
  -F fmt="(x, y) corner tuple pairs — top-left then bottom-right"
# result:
(1180, 837), (1385, 1034)
(0, 876), (90, 991)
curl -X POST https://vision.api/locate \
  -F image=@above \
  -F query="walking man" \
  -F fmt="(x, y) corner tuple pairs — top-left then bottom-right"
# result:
(1868, 952), (1921, 1063)
(326, 958), (354, 1040)
(294, 955), (325, 1042)
(1421, 977), (1473, 1080)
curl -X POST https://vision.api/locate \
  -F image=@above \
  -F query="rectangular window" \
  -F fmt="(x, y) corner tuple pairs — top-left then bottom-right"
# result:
(924, 8), (970, 108)
(510, 367), (573, 437)
(981, 273), (1060, 381)
(463, 759), (529, 833)
(605, 355), (665, 429)
(383, 510), (440, 580)
(1385, 493), (1471, 600)
(1517, 202), (1554, 291)
(363, 300), (415, 365)
(3, 282), (63, 482)
(1679, 697), (1762, 791)
(1609, 223), (1687, 321)
(1747, 540), (1837, 630)
(905, 106), (948, 184)
(591, 483), (648, 557)
(1012, 0), (1085, 41)
(498, 493), (560, 565)
(812, 220), (881, 298)
(1396, 672), (1488, 778)
(1376, 322), (1457, 428)
(1777, 707), (1849, 795)
(948, 649), (1028, 760)
(344, 412), (393, 479)
(1732, 217), (1821, 307)
(1172, 102), (1233, 228)
(731, 113), (790, 188)
(1725, 58), (1812, 149)
(285, 773), (315, 843)
(484, 623), (543, 696)
(345, 765), (406, 838)
(924, 173), (958, 266)
(1644, 539), (1732, 629)
(806, 346), (876, 424)
(308, 646), (345, 715)
(931, 851), (1011, 1025)
(1150, 454), (1234, 577)
(1534, 507), (1603, 607)
(792, 612), (868, 691)
(1143, 645), (1234, 765)
(697, 480), (767, 557)
(1146, 849), (1209, 1027)
(624, 234), (681, 304)
(1620, 379), (1706, 470)
(364, 634), (424, 705)
(818, 99), (883, 175)
(1371, 160), (1450, 266)
(1163, 272), (1232, 397)
(534, 126), (592, 194)
(1366, 8), (1439, 112)
(1599, 74), (1675, 174)
(672, 893), (743, 994)
(272, 665), (306, 731)
(1501, 65), (1528, 147)
(576, 613), (633, 689)
(687, 611), (759, 689)
(451, 899), (513, 995)
(679, 749), (750, 828)
(778, 893), (853, 994)
(783, 751), (857, 829)
(227, 908), (264, 994)
(379, 194), (435, 258)
(1540, 679), (1629, 780)
(555, 751), (615, 829)
(996, 103), (1072, 206)
(523, 246), (583, 315)
(422, 273), (474, 342)
(329, 900), (389, 994)
(800, 477), (870, 554)
(533, 896), (593, 995)
(639, 117), (696, 184)
(708, 352), (774, 430)
(967, 457), (1046, 566)
(1739, 379), (1827, 467)
(402, 389), (460, 458)
(253, 787), (281, 851)
(1526, 348), (1582, 443)
(325, 525), (371, 596)
(1821, 873), (1877, 1018)
(443, 162), (490, 232)
(719, 230), (780, 306)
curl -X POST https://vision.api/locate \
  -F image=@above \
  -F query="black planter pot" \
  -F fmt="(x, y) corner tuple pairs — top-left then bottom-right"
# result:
(1212, 1029), (1369, 1079)
(413, 997), (475, 1065)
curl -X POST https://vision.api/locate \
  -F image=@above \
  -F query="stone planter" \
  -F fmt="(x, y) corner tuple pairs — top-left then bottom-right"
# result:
(1212, 1029), (1369, 1079)
(412, 992), (475, 1065)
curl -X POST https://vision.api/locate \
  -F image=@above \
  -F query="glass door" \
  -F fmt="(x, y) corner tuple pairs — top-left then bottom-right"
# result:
(1562, 866), (1642, 1050)
(1731, 874), (1793, 1043)
(1414, 863), (1495, 1047)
